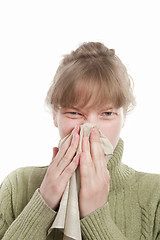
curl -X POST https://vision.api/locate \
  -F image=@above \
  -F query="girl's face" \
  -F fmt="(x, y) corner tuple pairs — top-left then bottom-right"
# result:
(53, 103), (125, 150)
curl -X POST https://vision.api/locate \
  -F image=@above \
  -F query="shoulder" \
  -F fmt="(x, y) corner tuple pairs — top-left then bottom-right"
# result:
(5, 165), (47, 182)
(1, 166), (48, 198)
(0, 166), (49, 226)
(135, 171), (160, 207)
(9, 165), (48, 180)
(135, 170), (160, 190)
(0, 166), (48, 218)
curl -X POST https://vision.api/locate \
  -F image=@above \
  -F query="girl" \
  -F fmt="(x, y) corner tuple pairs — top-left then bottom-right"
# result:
(0, 42), (160, 240)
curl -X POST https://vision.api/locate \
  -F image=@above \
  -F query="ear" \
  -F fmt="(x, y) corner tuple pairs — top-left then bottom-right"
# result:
(122, 111), (126, 128)
(122, 117), (126, 128)
(53, 113), (58, 128)
(121, 108), (126, 128)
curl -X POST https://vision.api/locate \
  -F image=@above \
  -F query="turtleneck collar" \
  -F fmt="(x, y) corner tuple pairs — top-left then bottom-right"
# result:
(107, 138), (135, 191)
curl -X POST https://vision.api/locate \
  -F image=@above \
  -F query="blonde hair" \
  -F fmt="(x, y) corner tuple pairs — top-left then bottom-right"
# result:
(46, 42), (136, 114)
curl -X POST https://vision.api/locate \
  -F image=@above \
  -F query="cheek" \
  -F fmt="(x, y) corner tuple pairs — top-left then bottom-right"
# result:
(58, 119), (78, 139)
(110, 121), (124, 148)
(101, 120), (123, 149)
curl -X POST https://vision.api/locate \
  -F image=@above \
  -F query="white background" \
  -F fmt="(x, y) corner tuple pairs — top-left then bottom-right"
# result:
(0, 0), (160, 183)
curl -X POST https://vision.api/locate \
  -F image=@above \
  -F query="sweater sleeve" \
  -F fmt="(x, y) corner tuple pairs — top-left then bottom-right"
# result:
(80, 203), (128, 240)
(0, 178), (57, 240)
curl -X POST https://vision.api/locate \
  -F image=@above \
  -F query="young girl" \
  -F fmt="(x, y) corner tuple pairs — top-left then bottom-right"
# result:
(0, 42), (160, 240)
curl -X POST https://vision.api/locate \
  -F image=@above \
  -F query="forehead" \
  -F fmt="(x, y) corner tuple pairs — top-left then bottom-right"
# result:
(68, 82), (117, 110)
(73, 98), (114, 111)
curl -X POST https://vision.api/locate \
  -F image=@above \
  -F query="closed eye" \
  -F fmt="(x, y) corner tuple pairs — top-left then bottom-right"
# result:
(65, 112), (83, 119)
(68, 112), (81, 115)
(101, 111), (117, 119)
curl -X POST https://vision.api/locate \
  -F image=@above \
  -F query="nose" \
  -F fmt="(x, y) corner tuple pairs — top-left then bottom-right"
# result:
(84, 113), (98, 126)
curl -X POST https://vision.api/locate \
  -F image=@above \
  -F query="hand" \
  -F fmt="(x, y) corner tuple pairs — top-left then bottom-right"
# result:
(79, 127), (110, 218)
(39, 126), (80, 210)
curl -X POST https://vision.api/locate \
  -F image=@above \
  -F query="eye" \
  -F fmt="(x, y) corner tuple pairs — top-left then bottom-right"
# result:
(101, 111), (117, 119)
(66, 112), (83, 119)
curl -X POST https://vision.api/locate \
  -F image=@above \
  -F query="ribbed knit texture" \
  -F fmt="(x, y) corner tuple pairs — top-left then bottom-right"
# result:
(1, 139), (160, 239)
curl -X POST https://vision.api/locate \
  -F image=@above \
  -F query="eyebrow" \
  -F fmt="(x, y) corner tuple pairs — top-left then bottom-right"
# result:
(65, 107), (80, 111)
(66, 105), (116, 112)
(101, 106), (114, 110)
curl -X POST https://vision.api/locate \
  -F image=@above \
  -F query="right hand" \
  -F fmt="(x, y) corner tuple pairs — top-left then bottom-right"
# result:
(39, 126), (80, 210)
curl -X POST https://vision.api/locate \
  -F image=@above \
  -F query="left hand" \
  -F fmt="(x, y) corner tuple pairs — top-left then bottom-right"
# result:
(79, 127), (110, 219)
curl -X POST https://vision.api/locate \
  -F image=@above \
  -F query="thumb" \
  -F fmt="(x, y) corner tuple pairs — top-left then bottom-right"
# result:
(51, 147), (59, 163)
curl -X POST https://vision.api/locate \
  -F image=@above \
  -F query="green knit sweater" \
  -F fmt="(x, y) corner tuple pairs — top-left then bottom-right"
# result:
(0, 139), (160, 240)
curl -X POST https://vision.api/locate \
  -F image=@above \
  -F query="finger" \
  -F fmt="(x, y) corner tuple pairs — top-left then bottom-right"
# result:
(81, 136), (95, 179)
(51, 147), (59, 163)
(79, 152), (87, 189)
(79, 152), (96, 194)
(55, 125), (79, 165)
(81, 136), (94, 174)
(90, 127), (106, 172)
(79, 152), (89, 180)
(57, 133), (80, 174)
(82, 136), (92, 162)
(60, 152), (80, 180)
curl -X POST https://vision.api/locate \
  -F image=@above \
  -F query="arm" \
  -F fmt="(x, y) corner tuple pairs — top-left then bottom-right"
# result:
(80, 203), (127, 240)
(0, 179), (56, 240)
